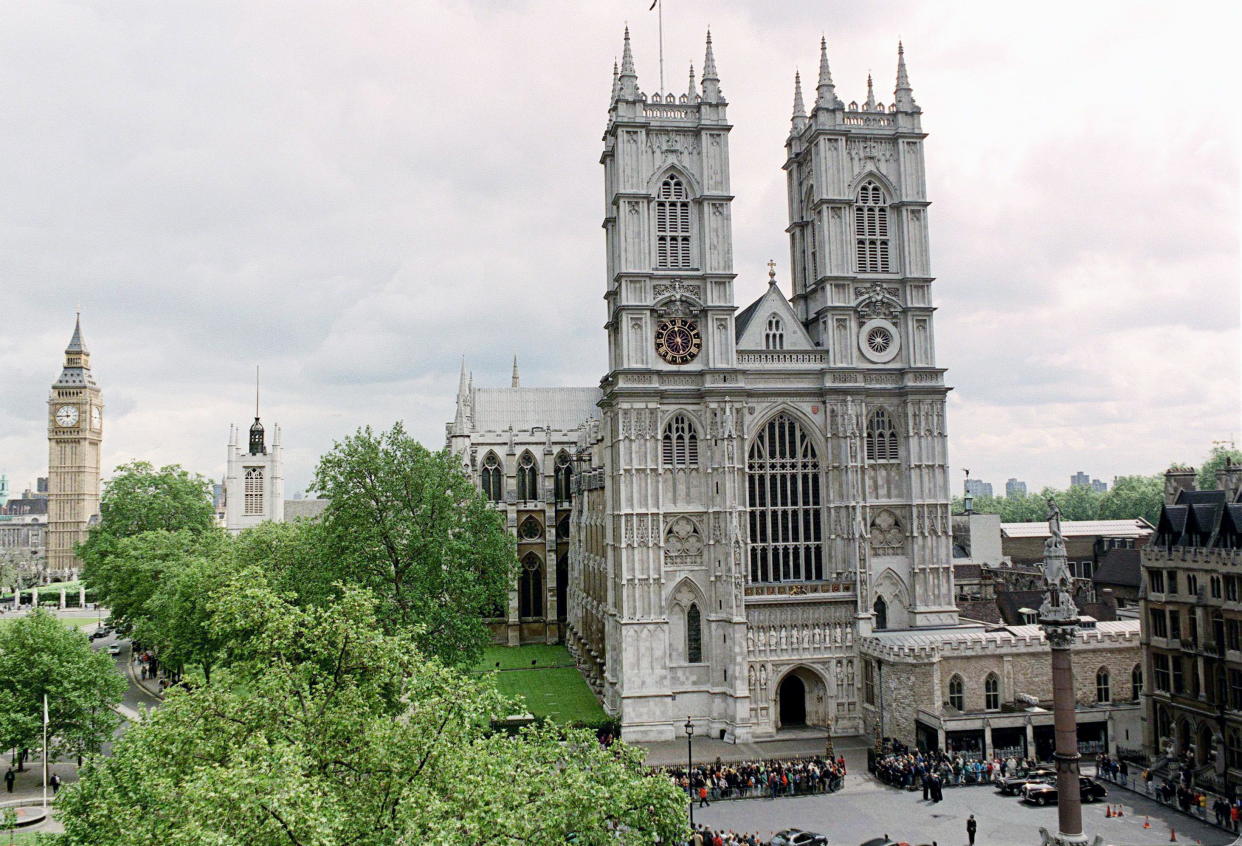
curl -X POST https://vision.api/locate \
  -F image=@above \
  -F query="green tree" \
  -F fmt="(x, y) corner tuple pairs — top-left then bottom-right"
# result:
(57, 583), (687, 845)
(143, 552), (241, 684)
(1097, 474), (1164, 525)
(1054, 483), (1102, 521)
(310, 423), (515, 667)
(228, 519), (337, 609)
(0, 610), (125, 759)
(1198, 444), (1242, 490)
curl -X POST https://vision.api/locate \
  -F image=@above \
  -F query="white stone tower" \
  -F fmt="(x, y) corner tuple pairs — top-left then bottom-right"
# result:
(224, 373), (283, 534)
(47, 315), (103, 578)
(782, 40), (956, 628)
(596, 28), (753, 741)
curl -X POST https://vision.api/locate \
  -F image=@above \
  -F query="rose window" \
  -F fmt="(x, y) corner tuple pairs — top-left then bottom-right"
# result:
(866, 327), (893, 354)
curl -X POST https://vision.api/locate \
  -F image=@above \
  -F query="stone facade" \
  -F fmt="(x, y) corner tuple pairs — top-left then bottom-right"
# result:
(223, 414), (284, 534)
(46, 316), (102, 580)
(862, 621), (1143, 760)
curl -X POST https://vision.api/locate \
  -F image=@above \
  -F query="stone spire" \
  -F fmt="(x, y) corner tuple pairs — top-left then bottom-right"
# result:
(791, 71), (807, 133)
(864, 72), (876, 110)
(815, 36), (839, 109)
(66, 313), (87, 354)
(894, 41), (917, 112)
(456, 356), (469, 399)
(452, 398), (468, 436)
(701, 29), (722, 102)
(511, 356), (520, 388)
(55, 313), (95, 388)
(610, 59), (620, 103)
(687, 63), (696, 99)
(618, 26), (639, 99)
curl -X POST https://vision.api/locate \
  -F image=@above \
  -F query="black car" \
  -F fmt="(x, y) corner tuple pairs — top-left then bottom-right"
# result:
(770, 830), (828, 846)
(997, 767), (1056, 795)
(1022, 776), (1107, 806)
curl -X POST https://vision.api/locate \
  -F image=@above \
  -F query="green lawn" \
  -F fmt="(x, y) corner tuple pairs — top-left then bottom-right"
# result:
(475, 645), (607, 725)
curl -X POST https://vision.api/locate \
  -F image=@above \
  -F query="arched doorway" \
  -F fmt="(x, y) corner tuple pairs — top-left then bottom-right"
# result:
(1197, 722), (1216, 768)
(778, 674), (807, 727)
(1176, 718), (1191, 757)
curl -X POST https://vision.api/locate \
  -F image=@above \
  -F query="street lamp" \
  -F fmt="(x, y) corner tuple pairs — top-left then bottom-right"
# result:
(684, 717), (695, 827)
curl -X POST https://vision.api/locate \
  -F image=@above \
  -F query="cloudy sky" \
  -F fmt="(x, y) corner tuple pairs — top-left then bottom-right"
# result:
(1, 0), (1237, 499)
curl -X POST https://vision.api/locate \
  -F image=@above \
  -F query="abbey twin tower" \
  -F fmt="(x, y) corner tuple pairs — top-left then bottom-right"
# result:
(448, 30), (958, 742)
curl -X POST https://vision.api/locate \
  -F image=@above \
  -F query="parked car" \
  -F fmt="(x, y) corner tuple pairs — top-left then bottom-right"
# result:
(89, 628), (109, 641)
(997, 767), (1056, 795)
(1022, 776), (1107, 806)
(770, 830), (828, 845)
(107, 643), (122, 655)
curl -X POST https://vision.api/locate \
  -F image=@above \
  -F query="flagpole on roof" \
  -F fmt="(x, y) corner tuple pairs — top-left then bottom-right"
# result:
(42, 693), (48, 810)
(649, 0), (664, 93)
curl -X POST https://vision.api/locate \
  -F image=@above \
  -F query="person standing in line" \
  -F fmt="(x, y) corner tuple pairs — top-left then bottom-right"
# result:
(49, 772), (61, 794)
(966, 814), (977, 845)
(4, 767), (13, 793)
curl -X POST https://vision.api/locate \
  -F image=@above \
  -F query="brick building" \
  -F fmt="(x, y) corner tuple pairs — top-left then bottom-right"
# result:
(1141, 463), (1242, 794)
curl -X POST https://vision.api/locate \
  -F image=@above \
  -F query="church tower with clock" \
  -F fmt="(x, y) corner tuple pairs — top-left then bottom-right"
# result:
(46, 315), (103, 579)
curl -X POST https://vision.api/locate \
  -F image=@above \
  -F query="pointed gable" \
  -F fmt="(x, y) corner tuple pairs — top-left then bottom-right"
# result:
(735, 284), (816, 351)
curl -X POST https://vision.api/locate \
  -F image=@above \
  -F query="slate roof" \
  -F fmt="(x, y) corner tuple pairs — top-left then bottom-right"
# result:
(734, 296), (765, 339)
(956, 599), (1002, 624)
(471, 387), (601, 433)
(1155, 487), (1242, 548)
(1000, 519), (1153, 539)
(284, 499), (329, 521)
(1092, 549), (1142, 589)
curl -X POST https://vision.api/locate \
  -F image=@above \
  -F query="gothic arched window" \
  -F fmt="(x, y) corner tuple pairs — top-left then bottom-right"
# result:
(854, 179), (891, 273)
(747, 413), (823, 583)
(516, 451), (539, 502)
(519, 552), (544, 618)
(554, 451), (572, 503)
(865, 408), (899, 463)
(686, 603), (703, 663)
(244, 467), (264, 515)
(661, 414), (699, 468)
(804, 186), (817, 286)
(873, 596), (888, 630)
(556, 513), (570, 540)
(655, 175), (691, 269)
(948, 674), (964, 711)
(1096, 667), (1111, 703)
(518, 515), (543, 541)
(984, 673), (1000, 711)
(1132, 664), (1143, 701)
(764, 315), (785, 350)
(481, 452), (503, 502)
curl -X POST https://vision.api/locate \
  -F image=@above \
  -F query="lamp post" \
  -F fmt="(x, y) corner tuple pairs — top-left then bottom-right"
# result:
(685, 717), (695, 827)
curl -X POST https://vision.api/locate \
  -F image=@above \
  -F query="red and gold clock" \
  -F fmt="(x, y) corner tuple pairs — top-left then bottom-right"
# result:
(654, 318), (702, 365)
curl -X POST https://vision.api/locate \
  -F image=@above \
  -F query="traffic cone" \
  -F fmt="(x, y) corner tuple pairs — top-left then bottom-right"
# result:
(1143, 816), (1151, 829)
(1170, 827), (1177, 841)
(1106, 806), (1113, 818)
(1116, 804), (1124, 817)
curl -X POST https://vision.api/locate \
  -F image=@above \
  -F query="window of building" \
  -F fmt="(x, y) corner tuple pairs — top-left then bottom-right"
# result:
(1172, 656), (1185, 694)
(985, 673), (1000, 711)
(1096, 667), (1111, 703)
(1153, 654), (1171, 692)
(873, 596), (888, 630)
(683, 603), (704, 663)
(655, 174), (691, 269)
(863, 660), (876, 705)
(1228, 619), (1241, 652)
(1189, 614), (1199, 647)
(516, 451), (539, 501)
(1150, 608), (1168, 638)
(556, 513), (570, 541)
(243, 467), (264, 515)
(518, 515), (543, 540)
(764, 315), (785, 350)
(1131, 664), (1143, 701)
(662, 414), (699, 468)
(1228, 730), (1242, 769)
(865, 408), (899, 463)
(518, 552), (544, 618)
(1188, 659), (1200, 697)
(1231, 669), (1242, 711)
(554, 451), (573, 503)
(1228, 576), (1240, 602)
(1149, 570), (1165, 593)
(1169, 610), (1181, 641)
(947, 674), (964, 711)
(746, 414), (823, 583)
(1212, 575), (1223, 599)
(1167, 570), (1179, 594)
(1187, 573), (1199, 597)
(854, 180), (891, 273)
(481, 452), (503, 502)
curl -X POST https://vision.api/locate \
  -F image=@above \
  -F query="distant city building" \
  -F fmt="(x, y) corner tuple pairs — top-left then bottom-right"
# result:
(0, 475), (8, 508)
(1070, 471), (1091, 488)
(36, 476), (48, 494)
(1092, 478), (1108, 493)
(1005, 478), (1027, 498)
(964, 478), (993, 499)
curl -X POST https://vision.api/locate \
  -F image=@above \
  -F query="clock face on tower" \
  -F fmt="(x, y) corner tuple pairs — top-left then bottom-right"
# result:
(654, 318), (702, 365)
(91, 406), (102, 427)
(55, 405), (79, 427)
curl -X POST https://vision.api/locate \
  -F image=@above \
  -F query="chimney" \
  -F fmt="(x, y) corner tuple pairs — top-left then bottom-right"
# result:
(1216, 457), (1242, 501)
(1164, 466), (1197, 505)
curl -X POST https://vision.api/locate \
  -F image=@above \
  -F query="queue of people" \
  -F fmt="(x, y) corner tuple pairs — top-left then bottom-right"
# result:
(688, 826), (765, 845)
(873, 747), (1007, 790)
(662, 755), (846, 802)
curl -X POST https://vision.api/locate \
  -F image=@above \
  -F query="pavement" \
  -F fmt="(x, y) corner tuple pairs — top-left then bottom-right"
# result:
(639, 727), (863, 768)
(692, 763), (1239, 846)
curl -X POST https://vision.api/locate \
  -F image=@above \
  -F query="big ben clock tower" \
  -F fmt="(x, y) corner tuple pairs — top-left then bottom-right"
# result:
(47, 315), (103, 579)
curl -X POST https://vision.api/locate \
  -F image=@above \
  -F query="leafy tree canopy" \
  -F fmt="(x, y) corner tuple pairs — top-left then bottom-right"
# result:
(310, 423), (515, 667)
(1197, 445), (1242, 490)
(57, 583), (687, 846)
(0, 610), (125, 757)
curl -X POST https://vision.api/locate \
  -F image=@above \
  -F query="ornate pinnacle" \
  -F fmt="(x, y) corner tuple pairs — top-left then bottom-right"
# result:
(618, 26), (639, 99)
(792, 71), (806, 117)
(610, 59), (620, 103)
(687, 63), (696, 98)
(815, 36), (839, 108)
(865, 72), (876, 110)
(701, 29), (722, 103)
(511, 355), (520, 388)
(894, 41), (917, 112)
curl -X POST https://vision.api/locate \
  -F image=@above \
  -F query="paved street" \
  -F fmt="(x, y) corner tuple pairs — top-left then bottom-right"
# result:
(694, 768), (1235, 846)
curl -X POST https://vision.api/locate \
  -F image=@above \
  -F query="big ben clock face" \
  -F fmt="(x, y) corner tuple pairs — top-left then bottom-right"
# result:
(91, 406), (102, 427)
(654, 318), (702, 365)
(55, 405), (79, 427)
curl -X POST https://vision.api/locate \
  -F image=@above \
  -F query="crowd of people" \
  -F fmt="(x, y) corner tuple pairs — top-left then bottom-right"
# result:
(872, 744), (1012, 792)
(661, 755), (846, 802)
(687, 826), (766, 845)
